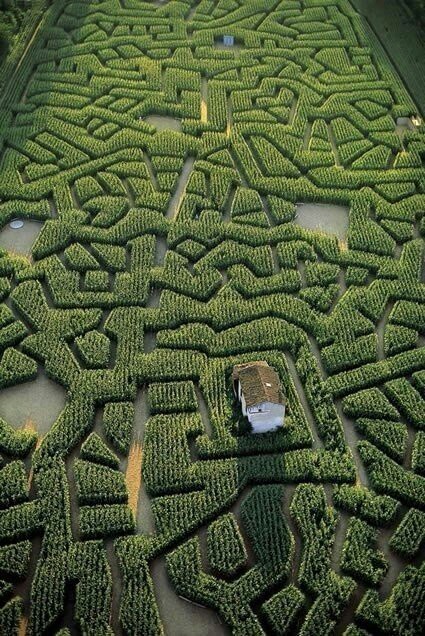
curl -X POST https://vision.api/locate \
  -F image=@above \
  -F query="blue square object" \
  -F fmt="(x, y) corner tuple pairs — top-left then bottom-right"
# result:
(223, 35), (234, 46)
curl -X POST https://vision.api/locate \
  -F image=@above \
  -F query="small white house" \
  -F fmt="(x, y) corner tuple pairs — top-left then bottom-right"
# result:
(223, 35), (234, 46)
(232, 361), (286, 434)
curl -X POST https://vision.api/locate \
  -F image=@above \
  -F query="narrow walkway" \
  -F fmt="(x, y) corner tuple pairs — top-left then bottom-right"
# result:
(285, 353), (323, 450)
(201, 77), (208, 123)
(166, 156), (195, 219)
(226, 92), (232, 137)
(327, 123), (342, 167)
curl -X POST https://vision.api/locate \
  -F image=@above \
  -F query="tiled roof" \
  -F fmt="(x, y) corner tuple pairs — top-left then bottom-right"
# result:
(232, 362), (285, 407)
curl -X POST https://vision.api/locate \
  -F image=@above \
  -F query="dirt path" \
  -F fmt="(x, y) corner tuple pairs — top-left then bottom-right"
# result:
(285, 352), (323, 450)
(126, 441), (143, 517)
(17, 617), (28, 636)
(336, 401), (368, 487)
(201, 77), (208, 123)
(327, 123), (342, 167)
(226, 92), (232, 138)
(23, 418), (43, 490)
(195, 384), (213, 437)
(166, 156), (195, 219)
(150, 557), (228, 636)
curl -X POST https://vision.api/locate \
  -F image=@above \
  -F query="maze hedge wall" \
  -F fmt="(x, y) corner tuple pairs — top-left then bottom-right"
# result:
(0, 0), (424, 634)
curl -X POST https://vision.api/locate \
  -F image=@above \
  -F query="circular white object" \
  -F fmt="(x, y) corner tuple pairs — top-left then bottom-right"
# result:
(9, 219), (24, 229)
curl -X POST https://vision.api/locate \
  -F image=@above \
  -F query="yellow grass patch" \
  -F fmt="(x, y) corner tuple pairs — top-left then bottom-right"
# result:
(18, 616), (28, 636)
(7, 250), (33, 266)
(201, 98), (208, 123)
(126, 441), (143, 517)
(23, 417), (37, 433)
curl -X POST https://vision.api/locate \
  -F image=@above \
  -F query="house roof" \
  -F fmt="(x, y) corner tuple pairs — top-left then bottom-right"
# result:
(232, 362), (285, 407)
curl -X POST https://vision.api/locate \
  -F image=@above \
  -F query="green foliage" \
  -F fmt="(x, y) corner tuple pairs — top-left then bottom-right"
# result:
(79, 504), (135, 539)
(356, 563), (425, 635)
(144, 413), (203, 496)
(103, 402), (134, 456)
(207, 513), (247, 577)
(0, 540), (32, 578)
(389, 508), (425, 557)
(290, 484), (337, 594)
(0, 597), (23, 636)
(412, 431), (425, 475)
(148, 380), (198, 414)
(300, 571), (355, 636)
(383, 378), (425, 430)
(0, 417), (36, 457)
(74, 459), (127, 505)
(0, 461), (28, 508)
(75, 330), (110, 368)
(69, 540), (114, 635)
(0, 348), (37, 389)
(262, 584), (305, 635)
(340, 518), (388, 586)
(80, 432), (120, 469)
(342, 388), (399, 420)
(322, 335), (377, 375)
(354, 418), (407, 462)
(333, 484), (399, 526)
(242, 485), (293, 574)
(400, 0), (425, 27)
(358, 441), (425, 508)
(29, 458), (72, 634)
(0, 0), (424, 632)
(116, 537), (163, 636)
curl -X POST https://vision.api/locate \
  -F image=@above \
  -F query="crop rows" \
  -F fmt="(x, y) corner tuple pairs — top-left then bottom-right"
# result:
(0, 0), (424, 634)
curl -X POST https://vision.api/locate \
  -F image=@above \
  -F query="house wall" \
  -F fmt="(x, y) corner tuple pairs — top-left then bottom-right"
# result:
(247, 402), (285, 433)
(241, 391), (247, 416)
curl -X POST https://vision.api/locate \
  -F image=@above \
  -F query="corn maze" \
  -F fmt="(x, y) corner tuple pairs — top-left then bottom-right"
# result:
(0, 0), (424, 634)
